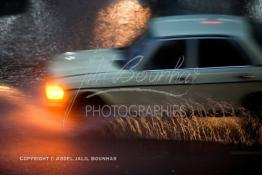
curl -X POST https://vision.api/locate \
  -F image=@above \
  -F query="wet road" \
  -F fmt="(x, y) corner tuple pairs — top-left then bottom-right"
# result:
(0, 85), (262, 175)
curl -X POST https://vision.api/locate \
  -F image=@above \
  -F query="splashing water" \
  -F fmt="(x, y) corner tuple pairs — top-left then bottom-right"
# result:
(89, 115), (260, 145)
(73, 99), (262, 145)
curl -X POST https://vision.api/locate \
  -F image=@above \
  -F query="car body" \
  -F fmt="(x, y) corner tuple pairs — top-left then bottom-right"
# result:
(44, 15), (262, 117)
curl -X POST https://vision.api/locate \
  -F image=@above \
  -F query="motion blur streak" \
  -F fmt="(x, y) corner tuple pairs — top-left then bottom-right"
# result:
(94, 0), (151, 48)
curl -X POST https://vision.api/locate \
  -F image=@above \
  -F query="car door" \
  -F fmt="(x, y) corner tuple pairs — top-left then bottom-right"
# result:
(188, 37), (262, 113)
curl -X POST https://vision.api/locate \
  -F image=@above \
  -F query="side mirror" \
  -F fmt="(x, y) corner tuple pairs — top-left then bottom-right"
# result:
(0, 0), (28, 16)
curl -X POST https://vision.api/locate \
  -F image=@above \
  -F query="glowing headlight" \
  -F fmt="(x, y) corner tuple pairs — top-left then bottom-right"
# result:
(45, 83), (64, 100)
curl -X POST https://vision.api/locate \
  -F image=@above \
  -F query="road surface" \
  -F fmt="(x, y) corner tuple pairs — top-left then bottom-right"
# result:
(0, 85), (262, 175)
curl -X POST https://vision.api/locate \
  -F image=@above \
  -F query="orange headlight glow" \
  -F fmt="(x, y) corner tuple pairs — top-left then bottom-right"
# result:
(45, 83), (64, 100)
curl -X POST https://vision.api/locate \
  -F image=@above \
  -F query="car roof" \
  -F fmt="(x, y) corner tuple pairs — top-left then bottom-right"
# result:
(149, 15), (250, 38)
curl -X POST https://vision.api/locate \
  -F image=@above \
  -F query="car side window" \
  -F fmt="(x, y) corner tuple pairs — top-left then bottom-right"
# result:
(144, 40), (186, 70)
(250, 20), (262, 51)
(198, 39), (251, 67)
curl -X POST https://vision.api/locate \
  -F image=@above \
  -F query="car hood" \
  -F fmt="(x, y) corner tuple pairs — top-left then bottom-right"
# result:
(48, 48), (125, 78)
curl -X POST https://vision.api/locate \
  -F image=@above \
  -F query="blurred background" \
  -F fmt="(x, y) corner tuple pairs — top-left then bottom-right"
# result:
(0, 0), (262, 89)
